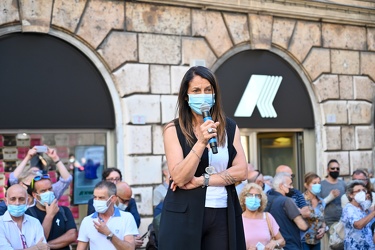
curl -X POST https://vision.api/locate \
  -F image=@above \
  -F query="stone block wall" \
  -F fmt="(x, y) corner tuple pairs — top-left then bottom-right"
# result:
(1, 0), (375, 218)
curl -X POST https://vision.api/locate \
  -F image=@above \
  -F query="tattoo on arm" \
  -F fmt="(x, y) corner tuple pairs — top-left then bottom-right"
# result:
(219, 170), (237, 185)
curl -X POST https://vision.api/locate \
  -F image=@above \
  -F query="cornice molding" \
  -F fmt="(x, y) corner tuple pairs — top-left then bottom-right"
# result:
(135, 0), (375, 26)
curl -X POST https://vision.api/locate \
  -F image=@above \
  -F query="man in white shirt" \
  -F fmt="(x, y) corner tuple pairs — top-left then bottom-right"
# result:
(77, 181), (138, 250)
(0, 184), (48, 250)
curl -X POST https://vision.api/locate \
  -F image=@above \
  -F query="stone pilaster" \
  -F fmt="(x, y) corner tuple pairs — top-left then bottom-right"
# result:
(360, 52), (375, 81)
(347, 101), (372, 125)
(355, 126), (373, 150)
(150, 65), (170, 94)
(122, 95), (161, 124)
(331, 50), (360, 75)
(321, 101), (348, 125)
(341, 126), (355, 151)
(353, 76), (375, 102)
(322, 126), (341, 151)
(349, 151), (373, 171)
(124, 125), (152, 154)
(339, 75), (353, 100)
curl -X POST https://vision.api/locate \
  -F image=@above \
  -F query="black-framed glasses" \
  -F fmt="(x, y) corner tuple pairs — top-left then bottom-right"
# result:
(106, 178), (121, 182)
(245, 193), (262, 199)
(353, 188), (367, 194)
(31, 174), (50, 189)
(330, 167), (340, 171)
(20, 234), (28, 249)
(117, 196), (130, 204)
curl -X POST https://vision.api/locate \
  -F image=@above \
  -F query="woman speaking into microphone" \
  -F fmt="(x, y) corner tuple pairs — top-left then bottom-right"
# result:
(158, 66), (248, 250)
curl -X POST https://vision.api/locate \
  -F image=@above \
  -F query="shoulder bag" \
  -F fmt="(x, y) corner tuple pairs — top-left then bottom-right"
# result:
(265, 212), (284, 250)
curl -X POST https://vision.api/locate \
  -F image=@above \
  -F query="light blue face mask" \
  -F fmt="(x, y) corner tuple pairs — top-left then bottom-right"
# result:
(8, 204), (28, 217)
(311, 183), (321, 195)
(245, 196), (261, 211)
(188, 94), (215, 115)
(37, 191), (55, 206)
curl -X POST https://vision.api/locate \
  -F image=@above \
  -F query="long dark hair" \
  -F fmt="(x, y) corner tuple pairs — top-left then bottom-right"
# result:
(172, 66), (226, 147)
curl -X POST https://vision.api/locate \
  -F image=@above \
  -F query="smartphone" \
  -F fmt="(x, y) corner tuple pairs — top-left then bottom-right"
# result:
(139, 231), (148, 240)
(35, 145), (48, 153)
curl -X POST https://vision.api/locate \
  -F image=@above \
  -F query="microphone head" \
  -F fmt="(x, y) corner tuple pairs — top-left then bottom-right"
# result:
(200, 103), (211, 112)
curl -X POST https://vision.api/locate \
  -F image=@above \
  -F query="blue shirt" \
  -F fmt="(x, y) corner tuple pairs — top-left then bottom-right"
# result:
(341, 203), (375, 249)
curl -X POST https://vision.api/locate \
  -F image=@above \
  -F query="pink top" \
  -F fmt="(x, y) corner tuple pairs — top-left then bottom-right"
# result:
(242, 212), (280, 249)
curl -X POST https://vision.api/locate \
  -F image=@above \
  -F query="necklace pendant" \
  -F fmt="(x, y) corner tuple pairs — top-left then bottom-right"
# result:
(205, 165), (216, 175)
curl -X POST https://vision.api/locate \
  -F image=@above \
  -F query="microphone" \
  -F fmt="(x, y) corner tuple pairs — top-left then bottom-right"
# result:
(200, 103), (218, 154)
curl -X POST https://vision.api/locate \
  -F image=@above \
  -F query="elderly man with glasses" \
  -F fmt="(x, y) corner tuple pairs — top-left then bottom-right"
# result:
(0, 184), (49, 250)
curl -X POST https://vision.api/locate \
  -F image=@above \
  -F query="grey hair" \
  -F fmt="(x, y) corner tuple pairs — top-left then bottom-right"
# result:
(273, 172), (291, 191)
(346, 180), (366, 202)
(94, 180), (117, 197)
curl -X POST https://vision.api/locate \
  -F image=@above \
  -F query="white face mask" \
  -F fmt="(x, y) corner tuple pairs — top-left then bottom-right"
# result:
(93, 195), (113, 213)
(117, 202), (127, 211)
(354, 191), (366, 204)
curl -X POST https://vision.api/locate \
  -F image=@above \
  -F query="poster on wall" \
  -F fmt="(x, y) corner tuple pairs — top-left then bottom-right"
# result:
(73, 145), (105, 205)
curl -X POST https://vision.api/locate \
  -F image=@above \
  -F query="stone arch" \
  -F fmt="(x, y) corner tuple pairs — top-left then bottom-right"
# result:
(0, 26), (124, 167)
(211, 44), (323, 165)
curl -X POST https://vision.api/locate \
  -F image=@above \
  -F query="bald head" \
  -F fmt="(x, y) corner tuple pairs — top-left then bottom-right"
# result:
(6, 184), (28, 206)
(116, 182), (132, 200)
(276, 165), (293, 175)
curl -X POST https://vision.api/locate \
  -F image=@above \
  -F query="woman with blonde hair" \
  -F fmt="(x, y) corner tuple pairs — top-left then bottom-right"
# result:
(240, 183), (285, 250)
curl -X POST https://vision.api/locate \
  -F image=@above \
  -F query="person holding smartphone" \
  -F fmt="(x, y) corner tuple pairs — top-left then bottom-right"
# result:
(8, 145), (72, 205)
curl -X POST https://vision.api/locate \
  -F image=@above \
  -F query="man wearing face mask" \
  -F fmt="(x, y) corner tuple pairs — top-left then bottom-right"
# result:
(265, 172), (308, 249)
(26, 174), (77, 250)
(77, 181), (138, 250)
(320, 159), (346, 232)
(0, 184), (49, 249)
(275, 165), (310, 218)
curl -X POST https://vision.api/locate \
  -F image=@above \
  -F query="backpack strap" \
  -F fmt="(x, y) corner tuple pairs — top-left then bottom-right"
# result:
(59, 206), (68, 222)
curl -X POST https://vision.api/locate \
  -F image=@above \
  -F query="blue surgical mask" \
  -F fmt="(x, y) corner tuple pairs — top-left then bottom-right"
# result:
(245, 197), (261, 211)
(311, 183), (321, 195)
(117, 202), (127, 211)
(8, 204), (28, 217)
(188, 94), (215, 115)
(37, 191), (55, 206)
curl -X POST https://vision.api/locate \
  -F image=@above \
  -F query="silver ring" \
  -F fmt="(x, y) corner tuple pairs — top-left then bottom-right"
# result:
(207, 128), (213, 133)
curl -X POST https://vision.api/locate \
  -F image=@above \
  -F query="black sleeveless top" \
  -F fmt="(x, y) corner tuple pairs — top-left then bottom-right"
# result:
(158, 117), (246, 250)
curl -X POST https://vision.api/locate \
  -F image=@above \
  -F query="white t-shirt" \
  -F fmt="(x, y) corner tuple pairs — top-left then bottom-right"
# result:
(78, 207), (139, 250)
(0, 211), (46, 250)
(205, 134), (229, 208)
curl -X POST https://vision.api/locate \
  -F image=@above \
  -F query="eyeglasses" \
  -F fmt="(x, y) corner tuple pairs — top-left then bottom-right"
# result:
(20, 234), (28, 248)
(330, 167), (340, 171)
(353, 189), (367, 194)
(117, 196), (130, 204)
(246, 193), (262, 199)
(106, 178), (121, 182)
(31, 174), (50, 189)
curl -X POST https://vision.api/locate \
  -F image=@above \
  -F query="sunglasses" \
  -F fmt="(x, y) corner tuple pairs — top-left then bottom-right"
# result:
(31, 174), (50, 189)
(117, 196), (131, 204)
(330, 167), (340, 171)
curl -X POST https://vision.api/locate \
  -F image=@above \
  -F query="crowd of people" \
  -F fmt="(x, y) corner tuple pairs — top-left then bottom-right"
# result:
(2, 65), (375, 250)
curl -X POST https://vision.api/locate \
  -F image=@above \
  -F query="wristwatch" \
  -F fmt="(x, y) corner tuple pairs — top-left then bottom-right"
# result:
(107, 233), (114, 241)
(202, 173), (210, 188)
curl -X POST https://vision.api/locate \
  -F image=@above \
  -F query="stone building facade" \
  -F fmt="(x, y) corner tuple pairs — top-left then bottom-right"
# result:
(1, 0), (375, 236)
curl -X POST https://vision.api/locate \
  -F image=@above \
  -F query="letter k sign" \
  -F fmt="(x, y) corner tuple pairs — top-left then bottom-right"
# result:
(234, 75), (282, 118)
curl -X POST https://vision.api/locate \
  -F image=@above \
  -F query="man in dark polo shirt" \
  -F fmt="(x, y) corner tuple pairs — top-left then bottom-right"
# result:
(27, 174), (77, 250)
(266, 172), (308, 250)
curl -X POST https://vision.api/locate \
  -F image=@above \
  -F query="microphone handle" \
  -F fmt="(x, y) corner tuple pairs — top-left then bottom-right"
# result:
(202, 111), (218, 154)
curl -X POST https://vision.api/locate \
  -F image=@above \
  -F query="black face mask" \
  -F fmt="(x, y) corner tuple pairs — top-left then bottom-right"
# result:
(329, 171), (340, 179)
(285, 187), (295, 197)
